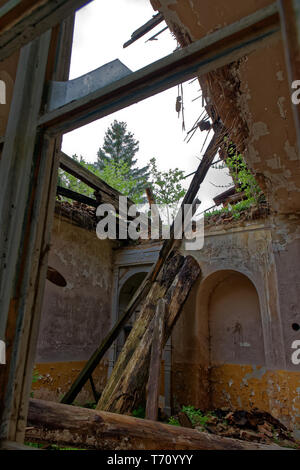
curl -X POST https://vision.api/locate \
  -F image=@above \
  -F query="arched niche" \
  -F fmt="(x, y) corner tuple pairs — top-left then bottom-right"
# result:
(172, 269), (266, 412)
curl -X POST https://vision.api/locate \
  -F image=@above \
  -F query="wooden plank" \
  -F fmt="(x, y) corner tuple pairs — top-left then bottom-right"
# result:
(97, 255), (200, 414)
(59, 151), (135, 210)
(0, 0), (91, 61)
(0, 33), (52, 443)
(38, 3), (279, 136)
(26, 398), (283, 450)
(123, 12), (164, 48)
(56, 185), (98, 207)
(278, 0), (300, 150)
(0, 17), (74, 444)
(145, 299), (166, 421)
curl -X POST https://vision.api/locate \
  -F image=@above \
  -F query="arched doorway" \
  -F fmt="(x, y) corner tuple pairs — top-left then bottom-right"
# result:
(115, 271), (148, 359)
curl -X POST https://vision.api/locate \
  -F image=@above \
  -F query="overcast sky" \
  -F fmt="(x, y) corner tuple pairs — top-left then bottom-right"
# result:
(62, 0), (231, 211)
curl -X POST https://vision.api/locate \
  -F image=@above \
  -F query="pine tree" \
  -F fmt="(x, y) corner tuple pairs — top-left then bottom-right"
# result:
(95, 120), (150, 197)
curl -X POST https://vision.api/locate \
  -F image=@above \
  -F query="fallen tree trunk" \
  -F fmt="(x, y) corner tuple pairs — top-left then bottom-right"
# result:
(97, 255), (201, 414)
(26, 399), (283, 450)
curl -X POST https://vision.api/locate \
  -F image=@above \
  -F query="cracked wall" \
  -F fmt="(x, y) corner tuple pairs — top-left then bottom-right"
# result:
(151, 0), (300, 214)
(173, 218), (300, 436)
(33, 214), (116, 404)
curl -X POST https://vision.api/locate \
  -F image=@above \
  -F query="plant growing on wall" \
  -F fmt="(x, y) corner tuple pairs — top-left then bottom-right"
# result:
(223, 137), (262, 203)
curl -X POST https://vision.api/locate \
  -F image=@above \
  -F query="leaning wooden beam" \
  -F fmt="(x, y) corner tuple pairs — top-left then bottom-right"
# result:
(123, 12), (164, 48)
(0, 0), (91, 61)
(59, 151), (134, 210)
(26, 399), (282, 450)
(97, 255), (201, 414)
(38, 3), (279, 136)
(0, 17), (75, 444)
(0, 31), (52, 443)
(56, 186), (98, 207)
(145, 299), (166, 421)
(61, 129), (221, 405)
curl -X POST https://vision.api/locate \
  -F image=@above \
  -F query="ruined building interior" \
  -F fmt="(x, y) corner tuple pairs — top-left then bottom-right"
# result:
(0, 0), (299, 451)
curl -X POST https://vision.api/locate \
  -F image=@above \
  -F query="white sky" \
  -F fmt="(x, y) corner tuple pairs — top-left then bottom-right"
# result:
(62, 0), (231, 211)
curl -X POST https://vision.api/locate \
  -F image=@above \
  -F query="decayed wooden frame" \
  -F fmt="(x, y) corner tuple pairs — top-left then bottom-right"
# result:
(0, 0), (297, 448)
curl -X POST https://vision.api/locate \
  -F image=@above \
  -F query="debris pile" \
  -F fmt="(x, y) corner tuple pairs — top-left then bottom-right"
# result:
(204, 202), (270, 227)
(55, 200), (97, 230)
(170, 407), (299, 449)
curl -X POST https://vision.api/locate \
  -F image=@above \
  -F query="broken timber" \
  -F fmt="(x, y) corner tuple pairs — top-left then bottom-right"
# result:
(38, 4), (280, 136)
(97, 254), (201, 413)
(59, 151), (135, 211)
(61, 128), (222, 405)
(61, 127), (222, 405)
(145, 299), (166, 421)
(0, 0), (91, 61)
(26, 399), (283, 450)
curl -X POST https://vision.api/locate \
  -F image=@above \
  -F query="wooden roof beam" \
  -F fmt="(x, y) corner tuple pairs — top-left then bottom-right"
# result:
(38, 3), (280, 136)
(0, 0), (91, 61)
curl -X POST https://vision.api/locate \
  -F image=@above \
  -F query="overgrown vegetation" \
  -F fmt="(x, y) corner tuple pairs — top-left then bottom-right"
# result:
(205, 198), (255, 220)
(224, 137), (261, 203)
(206, 137), (264, 220)
(25, 442), (81, 450)
(168, 406), (216, 430)
(30, 368), (42, 398)
(58, 120), (187, 208)
(132, 405), (146, 419)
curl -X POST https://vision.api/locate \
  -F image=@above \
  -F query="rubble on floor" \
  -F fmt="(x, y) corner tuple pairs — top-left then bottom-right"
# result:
(167, 407), (299, 449)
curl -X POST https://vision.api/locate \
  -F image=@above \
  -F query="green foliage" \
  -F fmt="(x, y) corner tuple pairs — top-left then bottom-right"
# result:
(132, 406), (145, 419)
(181, 405), (211, 428)
(82, 402), (97, 410)
(59, 122), (188, 209)
(149, 157), (186, 223)
(30, 368), (42, 398)
(59, 154), (145, 204)
(32, 368), (42, 384)
(99, 159), (145, 204)
(168, 416), (180, 426)
(25, 442), (81, 450)
(25, 442), (44, 449)
(205, 198), (255, 220)
(168, 406), (216, 429)
(95, 120), (150, 197)
(224, 137), (261, 203)
(58, 154), (98, 198)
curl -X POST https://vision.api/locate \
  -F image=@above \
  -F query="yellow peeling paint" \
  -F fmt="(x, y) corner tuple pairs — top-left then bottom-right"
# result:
(211, 364), (300, 431)
(32, 361), (108, 405)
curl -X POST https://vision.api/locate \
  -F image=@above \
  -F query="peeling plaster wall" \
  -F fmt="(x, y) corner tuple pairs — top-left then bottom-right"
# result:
(151, 0), (300, 213)
(174, 219), (300, 434)
(33, 215), (116, 403)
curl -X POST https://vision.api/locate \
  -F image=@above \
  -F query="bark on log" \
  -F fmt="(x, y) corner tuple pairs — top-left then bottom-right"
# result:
(145, 299), (166, 421)
(97, 255), (201, 414)
(26, 399), (283, 450)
